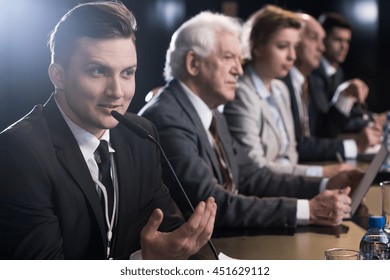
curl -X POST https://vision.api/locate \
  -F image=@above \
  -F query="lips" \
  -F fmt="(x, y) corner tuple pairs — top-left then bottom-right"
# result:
(100, 104), (120, 108)
(226, 81), (238, 89)
(99, 104), (121, 112)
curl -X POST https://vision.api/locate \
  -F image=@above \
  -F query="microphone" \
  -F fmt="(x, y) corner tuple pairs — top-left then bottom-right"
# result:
(111, 110), (219, 260)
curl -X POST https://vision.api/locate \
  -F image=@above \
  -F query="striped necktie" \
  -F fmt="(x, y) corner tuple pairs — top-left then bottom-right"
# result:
(209, 115), (236, 193)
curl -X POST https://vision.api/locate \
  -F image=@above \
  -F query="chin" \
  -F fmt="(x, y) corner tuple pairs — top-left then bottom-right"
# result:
(227, 91), (236, 101)
(100, 118), (119, 130)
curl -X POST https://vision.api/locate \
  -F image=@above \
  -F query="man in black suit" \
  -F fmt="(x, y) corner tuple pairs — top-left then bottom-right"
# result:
(140, 11), (361, 229)
(0, 1), (216, 260)
(281, 13), (382, 162)
(309, 12), (387, 138)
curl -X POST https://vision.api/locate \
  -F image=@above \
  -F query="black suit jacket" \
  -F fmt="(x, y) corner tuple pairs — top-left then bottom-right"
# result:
(139, 79), (321, 229)
(0, 95), (183, 259)
(309, 64), (369, 138)
(281, 73), (345, 161)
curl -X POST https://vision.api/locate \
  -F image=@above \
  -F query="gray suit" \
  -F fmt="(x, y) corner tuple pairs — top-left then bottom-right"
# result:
(139, 79), (321, 229)
(224, 67), (315, 176)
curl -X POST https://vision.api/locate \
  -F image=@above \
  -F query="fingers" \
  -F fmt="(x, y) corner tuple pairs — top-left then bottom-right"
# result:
(140, 200), (216, 260)
(365, 127), (382, 146)
(331, 190), (351, 222)
(324, 163), (354, 178)
(186, 197), (216, 240)
(340, 186), (351, 196)
(348, 79), (369, 103)
(326, 169), (352, 190)
(168, 197), (216, 257)
(309, 189), (352, 226)
(196, 197), (217, 241)
(356, 125), (382, 151)
(141, 208), (164, 240)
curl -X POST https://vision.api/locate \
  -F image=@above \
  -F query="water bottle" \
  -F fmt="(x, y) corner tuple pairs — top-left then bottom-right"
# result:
(359, 215), (390, 260)
(382, 112), (390, 171)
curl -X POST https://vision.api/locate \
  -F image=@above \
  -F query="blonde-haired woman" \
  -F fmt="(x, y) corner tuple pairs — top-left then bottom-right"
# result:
(224, 5), (351, 177)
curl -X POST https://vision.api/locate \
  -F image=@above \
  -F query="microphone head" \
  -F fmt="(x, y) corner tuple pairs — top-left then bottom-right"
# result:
(111, 110), (150, 139)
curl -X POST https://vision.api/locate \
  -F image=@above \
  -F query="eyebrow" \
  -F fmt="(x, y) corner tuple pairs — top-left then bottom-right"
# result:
(86, 61), (137, 70)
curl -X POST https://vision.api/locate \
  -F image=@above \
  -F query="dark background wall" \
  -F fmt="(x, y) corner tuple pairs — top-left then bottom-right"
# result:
(0, 0), (388, 131)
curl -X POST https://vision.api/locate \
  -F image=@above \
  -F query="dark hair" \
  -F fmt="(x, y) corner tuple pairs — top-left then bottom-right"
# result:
(48, 1), (137, 66)
(318, 12), (352, 34)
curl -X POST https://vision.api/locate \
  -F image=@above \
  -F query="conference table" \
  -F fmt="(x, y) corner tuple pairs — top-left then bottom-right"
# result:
(197, 172), (384, 260)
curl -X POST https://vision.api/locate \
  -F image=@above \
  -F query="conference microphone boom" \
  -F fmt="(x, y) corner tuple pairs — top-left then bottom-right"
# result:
(111, 110), (219, 260)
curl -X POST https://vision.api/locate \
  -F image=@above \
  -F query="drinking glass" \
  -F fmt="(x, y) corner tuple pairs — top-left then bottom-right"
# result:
(324, 248), (360, 260)
(380, 181), (390, 233)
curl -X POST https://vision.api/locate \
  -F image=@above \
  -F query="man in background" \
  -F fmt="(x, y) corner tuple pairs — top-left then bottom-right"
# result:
(309, 12), (387, 138)
(281, 13), (382, 162)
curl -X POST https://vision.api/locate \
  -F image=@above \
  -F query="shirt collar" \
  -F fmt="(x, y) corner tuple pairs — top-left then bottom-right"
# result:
(290, 66), (305, 89)
(178, 80), (213, 131)
(321, 57), (337, 77)
(248, 65), (272, 99)
(54, 94), (114, 162)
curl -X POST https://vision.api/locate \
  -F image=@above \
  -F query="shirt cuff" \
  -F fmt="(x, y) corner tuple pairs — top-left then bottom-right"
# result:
(305, 165), (323, 177)
(319, 178), (329, 192)
(335, 95), (355, 116)
(130, 250), (143, 260)
(296, 199), (310, 225)
(333, 81), (355, 116)
(343, 139), (358, 159)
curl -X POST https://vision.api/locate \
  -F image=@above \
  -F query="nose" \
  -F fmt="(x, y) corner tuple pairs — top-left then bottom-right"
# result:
(288, 46), (296, 61)
(233, 57), (243, 76)
(106, 76), (124, 98)
(341, 41), (350, 51)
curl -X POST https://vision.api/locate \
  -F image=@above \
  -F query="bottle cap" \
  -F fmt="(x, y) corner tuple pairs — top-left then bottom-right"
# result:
(368, 215), (386, 228)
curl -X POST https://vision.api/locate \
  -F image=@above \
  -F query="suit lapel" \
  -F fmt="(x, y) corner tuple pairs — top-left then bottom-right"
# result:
(274, 82), (296, 154)
(169, 80), (225, 183)
(281, 73), (301, 139)
(43, 96), (106, 242)
(110, 129), (136, 223)
(244, 72), (281, 147)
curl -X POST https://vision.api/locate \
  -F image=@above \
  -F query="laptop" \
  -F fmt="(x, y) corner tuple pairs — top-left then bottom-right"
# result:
(351, 144), (389, 215)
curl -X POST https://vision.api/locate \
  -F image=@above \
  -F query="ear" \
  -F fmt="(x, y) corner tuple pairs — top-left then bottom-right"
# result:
(48, 63), (65, 90)
(185, 50), (200, 76)
(252, 44), (263, 59)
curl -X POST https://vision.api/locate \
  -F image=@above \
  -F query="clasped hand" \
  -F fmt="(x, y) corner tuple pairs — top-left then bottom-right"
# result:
(309, 169), (364, 226)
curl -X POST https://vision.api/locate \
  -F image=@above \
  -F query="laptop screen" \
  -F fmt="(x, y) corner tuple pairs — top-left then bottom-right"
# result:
(351, 144), (389, 215)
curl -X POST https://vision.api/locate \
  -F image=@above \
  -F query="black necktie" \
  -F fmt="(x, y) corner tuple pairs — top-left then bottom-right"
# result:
(209, 115), (236, 193)
(96, 140), (114, 218)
